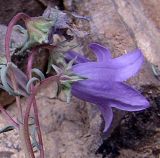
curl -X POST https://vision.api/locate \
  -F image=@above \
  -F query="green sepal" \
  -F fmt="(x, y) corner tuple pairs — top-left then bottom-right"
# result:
(62, 82), (72, 103)
(26, 17), (53, 45)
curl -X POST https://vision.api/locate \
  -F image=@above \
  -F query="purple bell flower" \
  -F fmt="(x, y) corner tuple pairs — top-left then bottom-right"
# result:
(65, 43), (149, 132)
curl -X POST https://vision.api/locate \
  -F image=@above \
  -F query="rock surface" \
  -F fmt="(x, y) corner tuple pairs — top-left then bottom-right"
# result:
(63, 0), (160, 157)
(1, 0), (160, 158)
(64, 0), (160, 87)
(0, 82), (102, 158)
(0, 0), (44, 25)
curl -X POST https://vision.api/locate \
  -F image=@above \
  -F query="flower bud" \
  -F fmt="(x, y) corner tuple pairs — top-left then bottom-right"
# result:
(25, 17), (53, 45)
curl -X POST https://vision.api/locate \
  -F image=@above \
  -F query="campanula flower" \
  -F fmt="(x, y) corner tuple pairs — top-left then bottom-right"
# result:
(65, 43), (149, 132)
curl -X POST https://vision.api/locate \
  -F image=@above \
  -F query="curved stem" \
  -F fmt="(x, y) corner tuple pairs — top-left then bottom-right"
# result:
(5, 12), (31, 158)
(25, 47), (59, 158)
(10, 71), (31, 158)
(0, 106), (19, 128)
(26, 48), (44, 158)
(9, 69), (31, 158)
(5, 13), (30, 62)
(23, 75), (60, 157)
(24, 90), (37, 158)
(32, 98), (44, 158)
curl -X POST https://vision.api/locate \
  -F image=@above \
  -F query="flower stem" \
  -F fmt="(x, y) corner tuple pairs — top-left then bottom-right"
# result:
(24, 90), (36, 158)
(23, 75), (60, 157)
(0, 105), (19, 128)
(26, 48), (44, 158)
(10, 71), (31, 158)
(5, 12), (31, 158)
(32, 98), (44, 158)
(5, 12), (30, 62)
